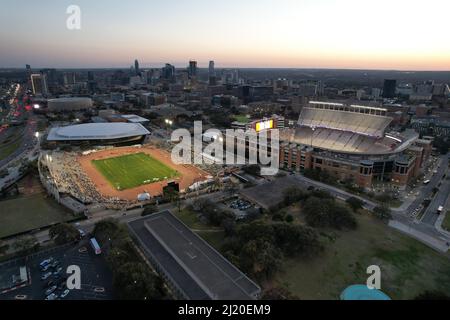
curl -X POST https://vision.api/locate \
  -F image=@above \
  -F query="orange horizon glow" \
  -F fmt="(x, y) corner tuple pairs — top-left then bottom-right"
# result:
(1, 0), (449, 71)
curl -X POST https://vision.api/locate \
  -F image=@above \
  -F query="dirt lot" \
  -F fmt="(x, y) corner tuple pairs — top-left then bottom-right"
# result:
(78, 146), (209, 201)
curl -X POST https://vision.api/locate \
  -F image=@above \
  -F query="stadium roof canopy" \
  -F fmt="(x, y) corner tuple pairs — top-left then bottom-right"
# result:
(47, 122), (150, 141)
(128, 210), (261, 300)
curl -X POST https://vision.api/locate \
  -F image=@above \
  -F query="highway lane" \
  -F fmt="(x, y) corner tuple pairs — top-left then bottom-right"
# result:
(421, 174), (450, 226)
(403, 154), (448, 218)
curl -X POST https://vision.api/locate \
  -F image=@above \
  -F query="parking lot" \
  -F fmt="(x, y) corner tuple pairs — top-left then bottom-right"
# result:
(0, 241), (114, 300)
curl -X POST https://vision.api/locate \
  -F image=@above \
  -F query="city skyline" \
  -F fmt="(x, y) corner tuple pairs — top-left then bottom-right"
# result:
(1, 0), (450, 71)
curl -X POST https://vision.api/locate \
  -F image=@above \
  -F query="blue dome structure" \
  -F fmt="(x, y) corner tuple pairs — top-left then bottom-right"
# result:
(340, 285), (391, 300)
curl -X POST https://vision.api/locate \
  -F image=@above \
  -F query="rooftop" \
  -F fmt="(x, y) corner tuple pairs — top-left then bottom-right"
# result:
(128, 210), (261, 300)
(47, 122), (150, 141)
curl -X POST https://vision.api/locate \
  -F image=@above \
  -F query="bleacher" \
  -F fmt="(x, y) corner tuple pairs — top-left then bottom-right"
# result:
(298, 107), (393, 138)
(292, 127), (398, 154)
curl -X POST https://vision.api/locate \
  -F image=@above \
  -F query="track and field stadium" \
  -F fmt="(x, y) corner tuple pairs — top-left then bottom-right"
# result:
(40, 122), (210, 206)
(77, 146), (208, 201)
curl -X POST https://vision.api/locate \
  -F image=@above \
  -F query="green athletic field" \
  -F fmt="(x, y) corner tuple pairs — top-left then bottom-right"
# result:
(92, 152), (179, 190)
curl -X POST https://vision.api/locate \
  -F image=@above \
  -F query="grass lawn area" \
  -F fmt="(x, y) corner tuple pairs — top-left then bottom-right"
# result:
(92, 152), (179, 190)
(274, 212), (450, 300)
(196, 230), (226, 249)
(175, 209), (221, 231)
(442, 211), (450, 232)
(233, 115), (249, 123)
(0, 139), (22, 161)
(175, 209), (226, 249)
(0, 193), (77, 238)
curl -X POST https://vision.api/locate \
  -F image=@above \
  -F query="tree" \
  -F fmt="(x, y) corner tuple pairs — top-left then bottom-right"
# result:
(93, 219), (128, 251)
(303, 197), (357, 230)
(113, 262), (167, 300)
(261, 287), (300, 300)
(272, 223), (323, 257)
(239, 239), (282, 280)
(373, 205), (392, 222)
(285, 214), (294, 223)
(283, 187), (308, 206)
(49, 223), (80, 245)
(346, 197), (364, 213)
(13, 236), (39, 256)
(142, 205), (158, 216)
(414, 290), (450, 300)
(433, 137), (450, 155)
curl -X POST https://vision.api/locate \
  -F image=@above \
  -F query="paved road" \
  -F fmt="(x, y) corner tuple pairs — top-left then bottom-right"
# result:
(3, 190), (231, 254)
(421, 155), (449, 225)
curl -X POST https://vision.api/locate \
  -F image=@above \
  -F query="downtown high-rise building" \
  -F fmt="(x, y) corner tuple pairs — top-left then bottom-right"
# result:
(162, 63), (176, 81)
(64, 72), (76, 86)
(87, 71), (97, 93)
(209, 60), (216, 85)
(209, 61), (215, 77)
(30, 73), (49, 96)
(134, 59), (140, 76)
(188, 60), (197, 78)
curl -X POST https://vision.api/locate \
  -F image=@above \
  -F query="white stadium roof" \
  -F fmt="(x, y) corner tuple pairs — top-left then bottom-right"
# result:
(47, 123), (150, 141)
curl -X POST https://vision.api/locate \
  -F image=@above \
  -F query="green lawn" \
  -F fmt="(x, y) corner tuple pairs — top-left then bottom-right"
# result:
(274, 212), (450, 300)
(443, 211), (450, 232)
(233, 115), (250, 123)
(92, 152), (179, 190)
(175, 209), (226, 248)
(0, 193), (77, 238)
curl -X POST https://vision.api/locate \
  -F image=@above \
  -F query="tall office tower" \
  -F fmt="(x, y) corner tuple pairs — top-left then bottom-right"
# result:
(188, 60), (197, 78)
(382, 79), (397, 98)
(25, 64), (31, 76)
(87, 71), (97, 93)
(64, 72), (76, 86)
(209, 61), (215, 77)
(135, 59), (140, 76)
(162, 63), (176, 81)
(208, 60), (216, 85)
(30, 73), (49, 95)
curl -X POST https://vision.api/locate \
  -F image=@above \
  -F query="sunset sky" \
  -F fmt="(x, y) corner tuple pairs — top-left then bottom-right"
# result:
(1, 0), (449, 70)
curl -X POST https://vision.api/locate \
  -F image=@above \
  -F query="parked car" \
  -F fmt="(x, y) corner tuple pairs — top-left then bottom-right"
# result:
(60, 289), (70, 298)
(39, 257), (54, 270)
(57, 281), (67, 290)
(45, 293), (58, 301)
(41, 272), (52, 281)
(41, 264), (51, 272)
(53, 267), (63, 274)
(45, 285), (57, 296)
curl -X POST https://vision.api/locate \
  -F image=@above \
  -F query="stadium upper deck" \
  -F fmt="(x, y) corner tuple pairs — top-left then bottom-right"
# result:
(294, 101), (417, 155)
(298, 101), (392, 138)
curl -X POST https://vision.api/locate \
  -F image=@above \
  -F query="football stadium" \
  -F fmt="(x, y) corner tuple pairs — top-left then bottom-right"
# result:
(39, 123), (209, 210)
(279, 101), (433, 189)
